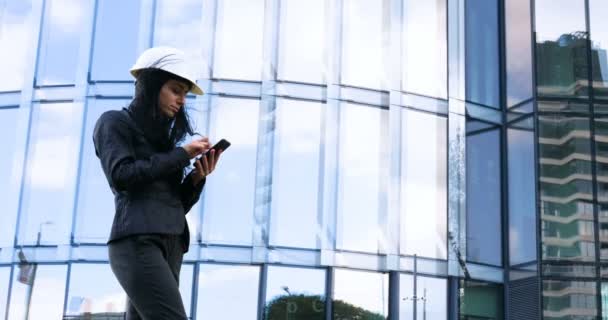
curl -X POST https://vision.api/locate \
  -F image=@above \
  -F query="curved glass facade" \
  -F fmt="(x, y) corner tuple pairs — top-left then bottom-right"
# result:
(6, 0), (602, 318)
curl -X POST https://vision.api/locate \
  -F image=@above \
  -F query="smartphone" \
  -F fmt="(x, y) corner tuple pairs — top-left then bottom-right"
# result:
(196, 138), (230, 161)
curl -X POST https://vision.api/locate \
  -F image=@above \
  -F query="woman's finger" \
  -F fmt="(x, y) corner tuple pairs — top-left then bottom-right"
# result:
(208, 150), (216, 172)
(202, 153), (210, 175)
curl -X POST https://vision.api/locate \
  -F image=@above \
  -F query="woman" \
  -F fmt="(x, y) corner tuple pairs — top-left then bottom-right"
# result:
(93, 46), (220, 319)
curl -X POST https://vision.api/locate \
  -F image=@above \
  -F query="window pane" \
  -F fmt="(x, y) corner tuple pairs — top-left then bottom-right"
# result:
(342, 0), (387, 89)
(153, 0), (205, 79)
(539, 115), (595, 262)
(65, 263), (126, 316)
(179, 264), (193, 317)
(19, 103), (83, 245)
(508, 128), (537, 265)
(0, 267), (10, 318)
(213, 0), (264, 81)
(401, 109), (447, 259)
(333, 269), (388, 319)
(400, 274), (447, 320)
(337, 104), (388, 253)
(202, 98), (259, 245)
(460, 280), (503, 320)
(35, 0), (86, 86)
(8, 264), (67, 320)
(465, 0), (499, 108)
(543, 280), (597, 319)
(277, 0), (325, 83)
(265, 266), (325, 320)
(595, 116), (608, 260)
(467, 129), (502, 266)
(535, 0), (588, 98)
(90, 0), (141, 81)
(402, 0), (447, 99)
(270, 99), (322, 249)
(505, 0), (533, 107)
(590, 0), (608, 100)
(197, 264), (259, 319)
(0, 108), (26, 247)
(602, 282), (608, 320)
(0, 0), (35, 91)
(75, 100), (127, 243)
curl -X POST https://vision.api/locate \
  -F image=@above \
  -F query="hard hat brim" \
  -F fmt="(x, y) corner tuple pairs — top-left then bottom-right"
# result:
(130, 68), (204, 95)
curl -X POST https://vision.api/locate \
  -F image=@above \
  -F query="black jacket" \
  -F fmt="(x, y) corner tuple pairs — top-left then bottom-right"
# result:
(92, 108), (204, 252)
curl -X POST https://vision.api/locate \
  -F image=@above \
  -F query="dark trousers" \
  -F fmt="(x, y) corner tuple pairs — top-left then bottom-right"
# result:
(108, 234), (187, 320)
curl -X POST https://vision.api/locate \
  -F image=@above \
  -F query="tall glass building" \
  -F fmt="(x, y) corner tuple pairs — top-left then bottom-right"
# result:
(0, 0), (607, 319)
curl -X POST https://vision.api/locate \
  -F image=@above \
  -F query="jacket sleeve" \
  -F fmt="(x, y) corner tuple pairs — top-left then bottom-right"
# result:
(179, 172), (206, 214)
(93, 111), (191, 192)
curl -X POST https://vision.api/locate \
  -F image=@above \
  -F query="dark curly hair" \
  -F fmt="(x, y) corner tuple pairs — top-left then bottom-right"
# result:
(127, 68), (196, 151)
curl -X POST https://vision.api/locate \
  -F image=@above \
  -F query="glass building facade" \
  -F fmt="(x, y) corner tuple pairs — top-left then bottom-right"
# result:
(0, 0), (605, 319)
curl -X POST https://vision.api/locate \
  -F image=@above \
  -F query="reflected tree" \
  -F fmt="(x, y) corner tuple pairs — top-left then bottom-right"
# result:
(265, 294), (385, 320)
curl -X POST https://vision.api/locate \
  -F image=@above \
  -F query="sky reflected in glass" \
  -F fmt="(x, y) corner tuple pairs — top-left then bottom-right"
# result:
(0, 0), (34, 91)
(65, 264), (126, 315)
(265, 266), (325, 320)
(213, 0), (264, 80)
(35, 0), (85, 86)
(333, 268), (388, 319)
(337, 103), (388, 253)
(8, 264), (67, 320)
(277, 0), (325, 84)
(270, 99), (322, 249)
(19, 103), (83, 245)
(403, 0), (447, 99)
(401, 109), (447, 259)
(197, 264), (259, 320)
(342, 0), (387, 89)
(202, 97), (259, 245)
(400, 274), (447, 320)
(0, 267), (10, 318)
(90, 0), (141, 81)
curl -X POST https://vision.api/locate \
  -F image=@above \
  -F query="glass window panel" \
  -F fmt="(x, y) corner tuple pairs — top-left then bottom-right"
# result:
(19, 103), (83, 245)
(202, 98), (259, 245)
(402, 0), (447, 99)
(270, 99), (322, 249)
(333, 269), (388, 319)
(337, 103), (388, 253)
(75, 100), (127, 243)
(179, 264), (193, 318)
(596, 117), (608, 260)
(590, 0), (608, 100)
(0, 108), (25, 247)
(342, 0), (387, 89)
(8, 264), (67, 320)
(602, 282), (608, 319)
(466, 129), (502, 266)
(65, 263), (126, 316)
(213, 0), (264, 81)
(0, 0), (35, 91)
(0, 267), (10, 318)
(90, 0), (141, 81)
(277, 0), (325, 84)
(460, 280), (503, 320)
(153, 0), (205, 80)
(400, 275), (447, 320)
(401, 109), (447, 259)
(535, 0), (588, 98)
(465, 0), (500, 108)
(505, 0), (533, 107)
(265, 266), (325, 320)
(508, 128), (537, 265)
(539, 115), (595, 262)
(543, 280), (596, 319)
(197, 264), (259, 320)
(35, 0), (86, 86)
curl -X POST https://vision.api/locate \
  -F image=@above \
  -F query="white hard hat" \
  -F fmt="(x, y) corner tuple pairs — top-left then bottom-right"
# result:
(130, 46), (204, 95)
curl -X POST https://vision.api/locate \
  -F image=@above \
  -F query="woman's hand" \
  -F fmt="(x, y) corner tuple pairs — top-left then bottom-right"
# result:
(191, 148), (223, 186)
(183, 137), (210, 159)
